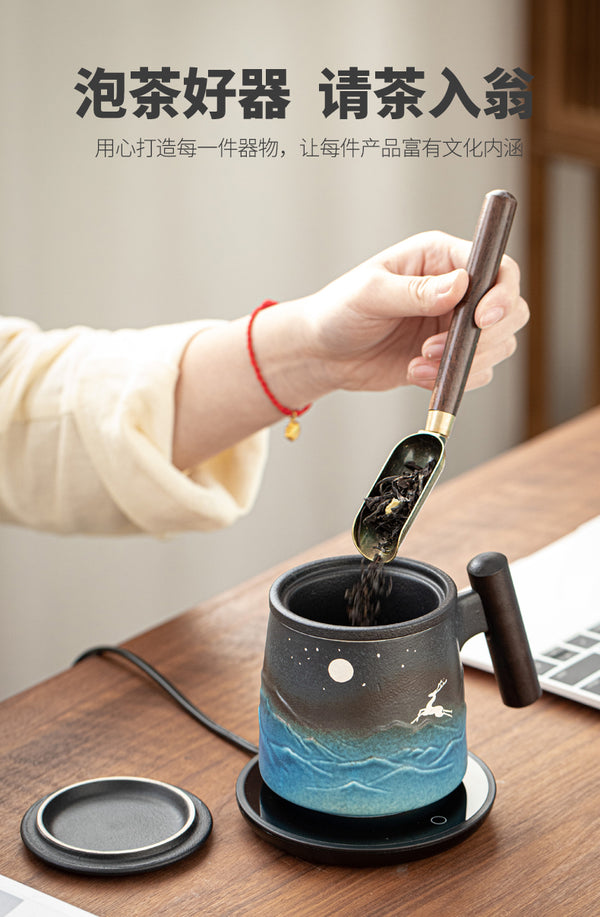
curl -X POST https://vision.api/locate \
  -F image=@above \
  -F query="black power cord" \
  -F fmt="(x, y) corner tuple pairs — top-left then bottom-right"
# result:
(73, 645), (258, 757)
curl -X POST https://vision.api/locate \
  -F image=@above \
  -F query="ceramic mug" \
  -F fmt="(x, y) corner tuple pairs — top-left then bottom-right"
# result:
(258, 553), (540, 818)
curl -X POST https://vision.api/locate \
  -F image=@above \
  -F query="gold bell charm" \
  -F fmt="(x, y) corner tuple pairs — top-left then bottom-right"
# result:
(285, 412), (301, 441)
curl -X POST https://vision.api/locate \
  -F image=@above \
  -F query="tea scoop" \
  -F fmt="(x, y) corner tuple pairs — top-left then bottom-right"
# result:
(353, 189), (517, 562)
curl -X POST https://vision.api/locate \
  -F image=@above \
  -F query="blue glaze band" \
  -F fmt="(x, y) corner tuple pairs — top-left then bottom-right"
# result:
(259, 689), (467, 816)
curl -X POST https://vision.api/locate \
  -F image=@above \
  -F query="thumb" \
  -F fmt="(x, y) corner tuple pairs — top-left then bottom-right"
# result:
(389, 268), (469, 317)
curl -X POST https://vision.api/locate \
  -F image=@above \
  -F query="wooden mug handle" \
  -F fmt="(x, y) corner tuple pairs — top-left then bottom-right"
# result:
(429, 190), (517, 420)
(467, 551), (541, 708)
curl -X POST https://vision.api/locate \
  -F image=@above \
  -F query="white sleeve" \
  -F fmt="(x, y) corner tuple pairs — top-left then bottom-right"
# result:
(0, 316), (269, 535)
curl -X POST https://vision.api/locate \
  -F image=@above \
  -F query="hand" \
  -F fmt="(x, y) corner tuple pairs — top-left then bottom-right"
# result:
(172, 231), (528, 469)
(301, 230), (529, 394)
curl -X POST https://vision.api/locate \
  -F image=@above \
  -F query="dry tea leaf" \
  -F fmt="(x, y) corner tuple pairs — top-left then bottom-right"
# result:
(361, 459), (437, 557)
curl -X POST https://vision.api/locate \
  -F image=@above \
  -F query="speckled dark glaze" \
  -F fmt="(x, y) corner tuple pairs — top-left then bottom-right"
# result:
(258, 554), (539, 817)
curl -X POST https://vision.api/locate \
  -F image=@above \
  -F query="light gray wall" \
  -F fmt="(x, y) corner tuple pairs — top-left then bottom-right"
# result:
(0, 0), (533, 698)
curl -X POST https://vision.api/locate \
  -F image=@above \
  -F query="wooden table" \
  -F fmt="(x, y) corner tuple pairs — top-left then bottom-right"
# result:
(2, 409), (600, 916)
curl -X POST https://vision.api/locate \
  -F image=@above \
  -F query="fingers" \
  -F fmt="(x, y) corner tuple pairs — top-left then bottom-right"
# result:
(421, 293), (528, 356)
(408, 361), (495, 391)
(407, 292), (527, 390)
(360, 265), (469, 321)
(474, 255), (523, 330)
(408, 333), (517, 390)
(379, 230), (470, 276)
(405, 246), (527, 392)
(372, 243), (522, 329)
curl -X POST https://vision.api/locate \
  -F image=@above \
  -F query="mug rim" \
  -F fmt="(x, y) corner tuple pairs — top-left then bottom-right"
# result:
(269, 554), (456, 641)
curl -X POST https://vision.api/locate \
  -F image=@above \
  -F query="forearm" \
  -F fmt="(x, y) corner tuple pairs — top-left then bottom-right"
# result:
(172, 297), (332, 470)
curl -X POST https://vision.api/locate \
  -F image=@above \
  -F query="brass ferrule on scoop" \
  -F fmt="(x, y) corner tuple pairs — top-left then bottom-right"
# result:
(425, 410), (455, 439)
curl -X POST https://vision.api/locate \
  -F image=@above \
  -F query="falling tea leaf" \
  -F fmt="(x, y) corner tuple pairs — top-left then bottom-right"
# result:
(347, 458), (437, 626)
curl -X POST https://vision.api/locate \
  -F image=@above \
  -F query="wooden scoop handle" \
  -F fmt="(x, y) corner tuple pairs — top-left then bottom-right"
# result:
(429, 189), (517, 421)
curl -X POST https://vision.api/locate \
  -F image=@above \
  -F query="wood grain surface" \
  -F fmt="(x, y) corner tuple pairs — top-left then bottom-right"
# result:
(2, 409), (600, 916)
(430, 189), (516, 419)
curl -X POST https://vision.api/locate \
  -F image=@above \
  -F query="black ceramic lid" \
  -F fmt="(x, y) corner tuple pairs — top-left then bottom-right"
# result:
(21, 776), (212, 875)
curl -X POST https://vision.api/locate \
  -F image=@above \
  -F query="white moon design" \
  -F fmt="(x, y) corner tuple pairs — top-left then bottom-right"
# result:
(328, 658), (354, 683)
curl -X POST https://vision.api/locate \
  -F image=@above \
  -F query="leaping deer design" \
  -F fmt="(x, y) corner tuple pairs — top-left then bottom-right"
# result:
(411, 678), (453, 724)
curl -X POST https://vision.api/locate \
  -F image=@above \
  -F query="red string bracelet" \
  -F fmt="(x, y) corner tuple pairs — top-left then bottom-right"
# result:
(247, 300), (312, 441)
